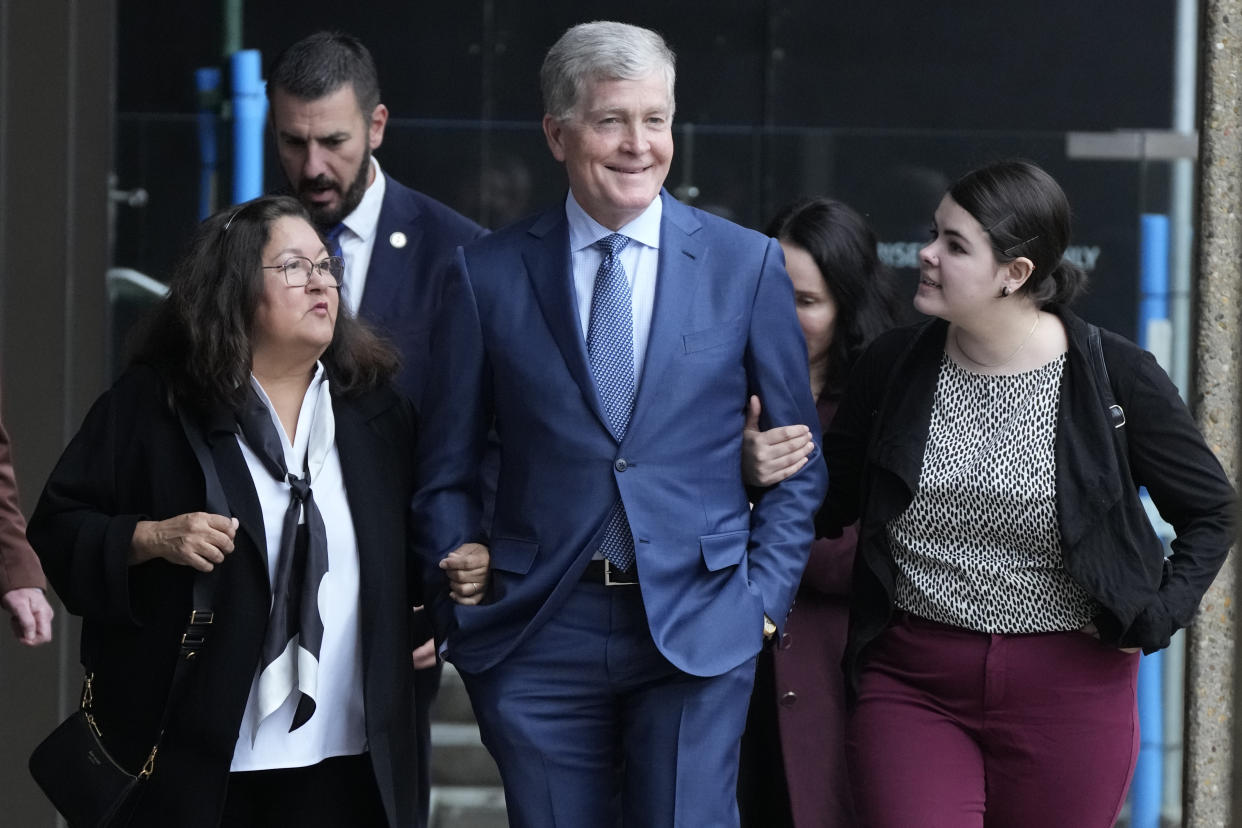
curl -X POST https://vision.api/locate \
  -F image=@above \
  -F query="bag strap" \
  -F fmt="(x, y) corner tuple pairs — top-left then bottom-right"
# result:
(1086, 322), (1129, 461)
(175, 404), (225, 659)
(79, 407), (228, 779)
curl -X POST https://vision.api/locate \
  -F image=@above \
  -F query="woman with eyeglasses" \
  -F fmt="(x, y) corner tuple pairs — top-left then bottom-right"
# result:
(746, 160), (1234, 827)
(28, 195), (485, 828)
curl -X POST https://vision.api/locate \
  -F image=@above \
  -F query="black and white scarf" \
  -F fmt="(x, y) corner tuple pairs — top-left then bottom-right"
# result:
(236, 377), (334, 733)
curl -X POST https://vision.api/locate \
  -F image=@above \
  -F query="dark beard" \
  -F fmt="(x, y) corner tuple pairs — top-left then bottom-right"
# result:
(300, 147), (372, 229)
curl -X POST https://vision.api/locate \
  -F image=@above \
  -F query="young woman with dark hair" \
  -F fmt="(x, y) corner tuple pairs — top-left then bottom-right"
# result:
(755, 160), (1234, 826)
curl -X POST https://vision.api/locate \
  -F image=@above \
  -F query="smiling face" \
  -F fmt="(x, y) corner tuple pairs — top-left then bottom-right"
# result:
(781, 240), (837, 371)
(252, 215), (338, 369)
(915, 194), (1011, 323)
(542, 73), (674, 230)
(269, 83), (386, 228)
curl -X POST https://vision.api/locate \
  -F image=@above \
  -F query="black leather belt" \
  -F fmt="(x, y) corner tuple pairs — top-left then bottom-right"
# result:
(581, 559), (638, 586)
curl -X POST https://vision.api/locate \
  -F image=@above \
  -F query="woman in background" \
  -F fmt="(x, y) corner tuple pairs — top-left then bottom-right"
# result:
(738, 197), (901, 828)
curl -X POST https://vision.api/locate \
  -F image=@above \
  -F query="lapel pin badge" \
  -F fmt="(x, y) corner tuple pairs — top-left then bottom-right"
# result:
(389, 231), (408, 249)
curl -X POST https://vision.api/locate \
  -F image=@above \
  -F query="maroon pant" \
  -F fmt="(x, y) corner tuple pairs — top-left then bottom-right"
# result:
(848, 612), (1140, 828)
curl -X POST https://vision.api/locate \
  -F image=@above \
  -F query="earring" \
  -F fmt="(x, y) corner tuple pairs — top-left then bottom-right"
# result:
(1000, 285), (1011, 297)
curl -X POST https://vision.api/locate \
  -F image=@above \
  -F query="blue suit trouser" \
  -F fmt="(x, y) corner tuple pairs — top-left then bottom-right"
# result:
(460, 581), (756, 828)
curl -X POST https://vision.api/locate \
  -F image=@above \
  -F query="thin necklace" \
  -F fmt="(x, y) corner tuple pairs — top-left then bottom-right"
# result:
(953, 312), (1041, 369)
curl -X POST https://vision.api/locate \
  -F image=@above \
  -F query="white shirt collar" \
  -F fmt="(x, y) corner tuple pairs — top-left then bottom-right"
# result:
(247, 362), (334, 479)
(566, 190), (663, 253)
(340, 156), (386, 242)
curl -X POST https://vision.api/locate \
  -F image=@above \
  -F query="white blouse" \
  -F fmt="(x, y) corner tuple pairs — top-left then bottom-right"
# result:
(229, 365), (367, 771)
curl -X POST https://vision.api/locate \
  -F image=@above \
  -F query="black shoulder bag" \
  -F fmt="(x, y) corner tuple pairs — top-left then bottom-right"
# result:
(28, 409), (226, 827)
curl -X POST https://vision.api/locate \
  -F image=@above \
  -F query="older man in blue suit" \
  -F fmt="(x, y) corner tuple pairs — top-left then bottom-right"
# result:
(414, 21), (826, 828)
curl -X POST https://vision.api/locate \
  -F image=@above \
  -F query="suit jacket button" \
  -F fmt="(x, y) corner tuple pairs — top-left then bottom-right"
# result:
(614, 458), (628, 472)
(779, 691), (797, 708)
(780, 633), (792, 649)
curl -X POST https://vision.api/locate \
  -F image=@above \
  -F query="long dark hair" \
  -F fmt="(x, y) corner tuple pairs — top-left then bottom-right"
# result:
(135, 195), (398, 410)
(766, 197), (902, 397)
(948, 159), (1086, 307)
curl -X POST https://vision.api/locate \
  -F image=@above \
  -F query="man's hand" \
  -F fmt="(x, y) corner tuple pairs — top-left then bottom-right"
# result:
(1, 587), (53, 645)
(130, 513), (238, 571)
(742, 395), (814, 487)
(412, 636), (438, 670)
(441, 542), (490, 605)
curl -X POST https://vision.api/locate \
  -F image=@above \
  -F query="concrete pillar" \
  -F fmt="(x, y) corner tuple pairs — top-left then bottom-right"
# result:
(0, 0), (115, 824)
(1188, 2), (1242, 825)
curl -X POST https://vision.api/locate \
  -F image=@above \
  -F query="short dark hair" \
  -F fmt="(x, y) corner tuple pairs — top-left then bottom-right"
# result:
(949, 159), (1086, 307)
(136, 195), (398, 411)
(266, 31), (381, 114)
(766, 198), (903, 397)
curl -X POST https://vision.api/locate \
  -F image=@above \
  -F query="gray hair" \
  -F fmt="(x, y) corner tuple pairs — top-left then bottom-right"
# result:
(541, 21), (676, 121)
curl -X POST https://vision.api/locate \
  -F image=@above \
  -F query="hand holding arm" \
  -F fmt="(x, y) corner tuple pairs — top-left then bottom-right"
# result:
(412, 637), (439, 669)
(742, 237), (829, 633)
(742, 395), (815, 487)
(1, 587), (53, 645)
(440, 542), (490, 605)
(410, 603), (439, 668)
(130, 513), (238, 571)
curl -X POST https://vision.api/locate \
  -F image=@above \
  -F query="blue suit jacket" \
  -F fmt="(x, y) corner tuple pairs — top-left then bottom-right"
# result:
(357, 174), (486, 406)
(413, 191), (827, 678)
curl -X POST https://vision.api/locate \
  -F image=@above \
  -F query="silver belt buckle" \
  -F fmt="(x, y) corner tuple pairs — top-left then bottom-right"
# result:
(603, 560), (634, 586)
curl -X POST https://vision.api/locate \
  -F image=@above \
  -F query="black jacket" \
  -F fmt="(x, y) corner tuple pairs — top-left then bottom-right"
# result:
(819, 308), (1235, 688)
(28, 364), (422, 828)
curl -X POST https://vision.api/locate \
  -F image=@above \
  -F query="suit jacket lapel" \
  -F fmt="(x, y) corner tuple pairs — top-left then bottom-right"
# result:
(627, 193), (704, 436)
(358, 173), (423, 322)
(523, 206), (612, 434)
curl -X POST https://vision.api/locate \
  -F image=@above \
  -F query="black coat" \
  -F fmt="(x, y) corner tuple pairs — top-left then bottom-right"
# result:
(819, 308), (1236, 689)
(28, 364), (422, 828)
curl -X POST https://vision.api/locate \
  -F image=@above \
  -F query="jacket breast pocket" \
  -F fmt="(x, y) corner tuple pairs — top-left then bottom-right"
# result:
(682, 317), (745, 355)
(700, 529), (749, 571)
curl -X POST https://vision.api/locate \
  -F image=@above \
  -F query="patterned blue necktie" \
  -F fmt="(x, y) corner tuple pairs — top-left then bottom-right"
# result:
(325, 223), (347, 303)
(587, 233), (636, 572)
(325, 222), (345, 261)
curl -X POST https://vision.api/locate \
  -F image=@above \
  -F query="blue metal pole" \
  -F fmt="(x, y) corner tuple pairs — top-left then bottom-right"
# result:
(230, 49), (265, 204)
(195, 68), (221, 220)
(1139, 214), (1170, 349)
(1129, 213), (1170, 828)
(1133, 651), (1164, 828)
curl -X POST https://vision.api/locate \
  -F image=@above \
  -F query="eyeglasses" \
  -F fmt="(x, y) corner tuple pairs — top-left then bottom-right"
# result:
(261, 256), (345, 288)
